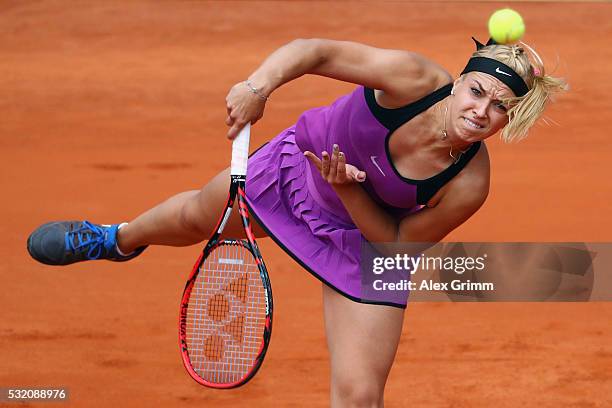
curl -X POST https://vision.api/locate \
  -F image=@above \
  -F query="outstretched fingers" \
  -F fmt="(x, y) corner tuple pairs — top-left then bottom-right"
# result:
(304, 146), (365, 186)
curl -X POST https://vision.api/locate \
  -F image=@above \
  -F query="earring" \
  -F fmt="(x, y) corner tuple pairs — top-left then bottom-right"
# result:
(451, 89), (455, 95)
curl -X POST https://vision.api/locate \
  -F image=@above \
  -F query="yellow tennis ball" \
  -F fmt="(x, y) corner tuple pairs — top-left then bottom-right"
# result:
(488, 8), (525, 44)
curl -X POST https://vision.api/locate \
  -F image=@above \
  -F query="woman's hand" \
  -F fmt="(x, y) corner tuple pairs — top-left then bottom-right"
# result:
(304, 144), (366, 187)
(225, 81), (268, 140)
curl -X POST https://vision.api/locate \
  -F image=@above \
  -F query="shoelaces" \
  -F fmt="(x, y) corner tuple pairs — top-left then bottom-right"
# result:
(65, 221), (111, 260)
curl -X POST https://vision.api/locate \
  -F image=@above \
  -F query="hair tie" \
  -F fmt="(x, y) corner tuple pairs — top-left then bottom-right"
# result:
(512, 46), (524, 57)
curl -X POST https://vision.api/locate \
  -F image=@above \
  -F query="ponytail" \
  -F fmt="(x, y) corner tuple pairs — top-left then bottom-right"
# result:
(472, 42), (568, 142)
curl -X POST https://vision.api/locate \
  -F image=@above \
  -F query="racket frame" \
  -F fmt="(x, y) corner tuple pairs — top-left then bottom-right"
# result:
(179, 125), (273, 389)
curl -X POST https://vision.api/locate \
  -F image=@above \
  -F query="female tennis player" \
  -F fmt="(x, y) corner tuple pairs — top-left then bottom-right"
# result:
(28, 38), (566, 406)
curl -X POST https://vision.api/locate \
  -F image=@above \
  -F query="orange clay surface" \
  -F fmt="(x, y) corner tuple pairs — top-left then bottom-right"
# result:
(1, 1), (611, 407)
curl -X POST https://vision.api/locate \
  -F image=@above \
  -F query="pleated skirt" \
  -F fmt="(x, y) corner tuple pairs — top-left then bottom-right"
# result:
(245, 126), (406, 308)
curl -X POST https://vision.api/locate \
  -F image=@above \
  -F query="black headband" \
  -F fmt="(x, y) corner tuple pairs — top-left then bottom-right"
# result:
(460, 37), (529, 97)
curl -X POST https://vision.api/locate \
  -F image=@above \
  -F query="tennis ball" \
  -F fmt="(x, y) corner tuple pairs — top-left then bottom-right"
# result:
(488, 8), (525, 44)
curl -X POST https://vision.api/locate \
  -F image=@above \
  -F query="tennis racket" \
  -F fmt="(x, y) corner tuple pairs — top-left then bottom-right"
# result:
(179, 123), (273, 388)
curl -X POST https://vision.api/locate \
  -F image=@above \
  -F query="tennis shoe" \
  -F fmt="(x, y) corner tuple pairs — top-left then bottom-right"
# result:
(27, 220), (147, 265)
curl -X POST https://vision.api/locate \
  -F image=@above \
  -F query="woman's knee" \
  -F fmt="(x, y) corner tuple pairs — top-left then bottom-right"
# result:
(178, 167), (268, 239)
(178, 168), (231, 235)
(178, 190), (213, 236)
(331, 374), (384, 408)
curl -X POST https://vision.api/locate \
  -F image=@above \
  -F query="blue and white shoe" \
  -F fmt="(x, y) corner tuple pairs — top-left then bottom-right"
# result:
(27, 220), (147, 266)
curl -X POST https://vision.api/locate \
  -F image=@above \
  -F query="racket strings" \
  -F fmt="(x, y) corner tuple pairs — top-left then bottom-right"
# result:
(185, 243), (266, 384)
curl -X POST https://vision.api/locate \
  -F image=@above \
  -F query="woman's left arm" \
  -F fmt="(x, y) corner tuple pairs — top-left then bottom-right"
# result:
(305, 145), (490, 244)
(393, 174), (489, 243)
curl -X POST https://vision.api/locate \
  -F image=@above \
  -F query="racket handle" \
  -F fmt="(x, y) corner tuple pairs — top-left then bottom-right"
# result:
(231, 123), (251, 176)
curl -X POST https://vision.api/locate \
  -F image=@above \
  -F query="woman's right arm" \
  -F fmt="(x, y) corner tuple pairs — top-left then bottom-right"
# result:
(225, 38), (449, 138)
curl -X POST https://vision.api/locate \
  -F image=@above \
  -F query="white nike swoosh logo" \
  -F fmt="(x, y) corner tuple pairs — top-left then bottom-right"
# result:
(370, 156), (386, 177)
(495, 67), (512, 77)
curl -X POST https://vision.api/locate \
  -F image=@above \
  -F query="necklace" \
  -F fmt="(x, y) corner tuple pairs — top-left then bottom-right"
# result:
(440, 103), (469, 164)
(441, 105), (448, 141)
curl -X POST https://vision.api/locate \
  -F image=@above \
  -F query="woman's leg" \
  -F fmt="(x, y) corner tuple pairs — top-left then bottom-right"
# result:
(322, 284), (405, 408)
(118, 167), (267, 253)
(27, 166), (267, 265)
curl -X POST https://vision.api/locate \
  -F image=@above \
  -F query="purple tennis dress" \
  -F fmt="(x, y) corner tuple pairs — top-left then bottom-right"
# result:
(244, 84), (481, 308)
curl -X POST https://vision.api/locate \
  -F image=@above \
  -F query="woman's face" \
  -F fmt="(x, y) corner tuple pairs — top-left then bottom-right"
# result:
(448, 72), (514, 143)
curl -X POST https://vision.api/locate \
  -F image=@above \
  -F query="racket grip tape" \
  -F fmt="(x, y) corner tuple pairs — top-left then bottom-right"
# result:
(231, 123), (251, 176)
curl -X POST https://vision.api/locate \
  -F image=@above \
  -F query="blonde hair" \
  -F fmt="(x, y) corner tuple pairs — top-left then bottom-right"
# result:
(471, 43), (568, 142)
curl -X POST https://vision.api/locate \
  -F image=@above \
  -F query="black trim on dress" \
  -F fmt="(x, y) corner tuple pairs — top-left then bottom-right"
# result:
(364, 85), (482, 205)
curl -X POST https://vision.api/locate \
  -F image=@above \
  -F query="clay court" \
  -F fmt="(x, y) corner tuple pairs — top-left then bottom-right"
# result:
(2, 1), (611, 406)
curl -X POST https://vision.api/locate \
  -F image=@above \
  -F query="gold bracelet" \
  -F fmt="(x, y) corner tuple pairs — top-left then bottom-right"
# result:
(245, 80), (269, 101)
